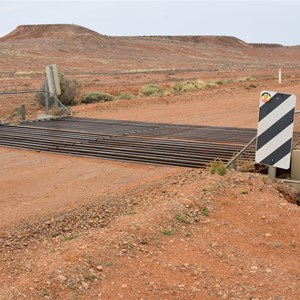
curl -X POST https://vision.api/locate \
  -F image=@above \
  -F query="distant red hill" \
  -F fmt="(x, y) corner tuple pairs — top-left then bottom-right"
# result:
(0, 24), (106, 41)
(0, 23), (300, 77)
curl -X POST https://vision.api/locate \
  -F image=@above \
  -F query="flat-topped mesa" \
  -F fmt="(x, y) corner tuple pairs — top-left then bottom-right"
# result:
(0, 24), (107, 41)
(145, 35), (250, 47)
(250, 43), (284, 48)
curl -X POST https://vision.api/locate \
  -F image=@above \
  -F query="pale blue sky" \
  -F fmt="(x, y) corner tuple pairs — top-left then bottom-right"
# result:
(1, 1), (300, 45)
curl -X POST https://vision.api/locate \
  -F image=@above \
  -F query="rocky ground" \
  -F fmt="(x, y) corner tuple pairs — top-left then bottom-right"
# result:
(0, 169), (299, 299)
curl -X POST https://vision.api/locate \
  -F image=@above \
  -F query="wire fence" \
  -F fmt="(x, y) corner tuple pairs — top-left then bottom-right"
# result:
(0, 91), (41, 123)
(0, 89), (71, 123)
(227, 110), (300, 169)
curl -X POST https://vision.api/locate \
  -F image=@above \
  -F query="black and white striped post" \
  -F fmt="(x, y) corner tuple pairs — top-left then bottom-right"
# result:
(255, 91), (297, 181)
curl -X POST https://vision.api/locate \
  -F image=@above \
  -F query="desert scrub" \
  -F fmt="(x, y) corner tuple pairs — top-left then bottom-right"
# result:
(171, 81), (199, 93)
(171, 80), (218, 93)
(244, 84), (257, 90)
(214, 80), (224, 85)
(140, 84), (163, 97)
(35, 74), (80, 106)
(115, 92), (134, 100)
(80, 92), (113, 104)
(238, 76), (256, 82)
(209, 159), (227, 176)
(172, 79), (207, 93)
(201, 207), (209, 216)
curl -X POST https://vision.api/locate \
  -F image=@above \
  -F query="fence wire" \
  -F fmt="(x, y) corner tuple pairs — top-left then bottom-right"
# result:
(228, 111), (300, 169)
(0, 89), (71, 123)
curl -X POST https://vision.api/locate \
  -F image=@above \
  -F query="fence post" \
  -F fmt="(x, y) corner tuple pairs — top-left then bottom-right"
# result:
(278, 68), (282, 84)
(20, 104), (26, 121)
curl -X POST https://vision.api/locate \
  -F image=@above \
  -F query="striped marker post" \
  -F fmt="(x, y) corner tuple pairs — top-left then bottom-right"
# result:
(255, 91), (296, 172)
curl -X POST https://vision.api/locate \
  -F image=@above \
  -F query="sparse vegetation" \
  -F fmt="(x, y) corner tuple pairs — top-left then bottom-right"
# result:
(35, 74), (80, 107)
(201, 207), (209, 216)
(171, 81), (199, 93)
(124, 210), (137, 215)
(80, 92), (114, 104)
(49, 107), (67, 117)
(238, 160), (256, 172)
(209, 159), (227, 176)
(274, 242), (281, 248)
(238, 76), (256, 82)
(171, 79), (221, 94)
(245, 83), (257, 90)
(115, 92), (134, 100)
(175, 213), (190, 224)
(64, 233), (79, 241)
(215, 80), (224, 85)
(161, 228), (173, 236)
(59, 75), (80, 105)
(185, 231), (192, 237)
(140, 84), (164, 97)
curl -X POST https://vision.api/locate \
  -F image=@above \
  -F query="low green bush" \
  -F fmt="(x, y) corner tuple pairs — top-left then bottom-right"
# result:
(214, 80), (224, 85)
(35, 74), (80, 107)
(238, 76), (256, 82)
(140, 84), (163, 97)
(245, 84), (257, 90)
(209, 159), (227, 176)
(80, 92), (113, 104)
(116, 92), (134, 100)
(172, 81), (199, 93)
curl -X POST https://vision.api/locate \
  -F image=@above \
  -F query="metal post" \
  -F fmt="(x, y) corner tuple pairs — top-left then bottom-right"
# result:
(268, 166), (276, 182)
(278, 68), (282, 84)
(226, 135), (257, 169)
(20, 104), (26, 121)
(44, 78), (49, 115)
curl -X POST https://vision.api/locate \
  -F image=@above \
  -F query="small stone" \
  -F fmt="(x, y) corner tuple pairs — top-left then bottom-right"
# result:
(265, 268), (272, 273)
(82, 281), (89, 289)
(242, 285), (257, 293)
(250, 266), (258, 273)
(96, 265), (103, 271)
(121, 284), (127, 288)
(265, 233), (272, 237)
(58, 275), (67, 282)
(178, 198), (196, 208)
(139, 238), (148, 245)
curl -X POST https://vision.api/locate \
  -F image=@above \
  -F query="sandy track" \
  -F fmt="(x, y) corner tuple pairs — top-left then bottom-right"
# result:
(0, 147), (181, 231)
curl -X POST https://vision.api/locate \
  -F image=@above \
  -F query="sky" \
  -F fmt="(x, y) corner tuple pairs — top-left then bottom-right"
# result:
(1, 1), (300, 45)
